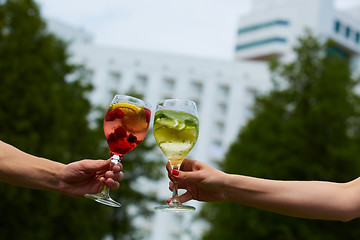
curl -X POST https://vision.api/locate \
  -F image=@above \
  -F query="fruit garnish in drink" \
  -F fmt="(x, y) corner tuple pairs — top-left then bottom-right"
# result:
(104, 102), (151, 156)
(105, 108), (124, 121)
(111, 102), (140, 112)
(153, 110), (199, 168)
(144, 109), (151, 123)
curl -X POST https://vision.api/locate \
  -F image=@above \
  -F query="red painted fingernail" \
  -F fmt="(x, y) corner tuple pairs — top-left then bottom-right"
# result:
(172, 170), (179, 176)
(167, 198), (171, 204)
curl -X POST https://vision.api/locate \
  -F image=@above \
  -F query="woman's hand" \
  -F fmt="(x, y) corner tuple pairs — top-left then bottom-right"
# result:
(166, 159), (228, 203)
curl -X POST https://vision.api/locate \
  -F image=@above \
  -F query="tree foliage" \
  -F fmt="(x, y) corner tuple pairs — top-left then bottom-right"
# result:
(200, 31), (360, 239)
(0, 0), (161, 239)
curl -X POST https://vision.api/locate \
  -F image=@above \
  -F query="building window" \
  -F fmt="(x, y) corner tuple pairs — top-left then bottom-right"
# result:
(215, 121), (224, 134)
(345, 26), (351, 38)
(355, 32), (360, 44)
(237, 19), (289, 35)
(219, 84), (230, 99)
(136, 74), (148, 87)
(191, 81), (203, 94)
(217, 102), (227, 116)
(108, 71), (121, 84)
(334, 20), (341, 33)
(236, 37), (287, 51)
(163, 77), (176, 91)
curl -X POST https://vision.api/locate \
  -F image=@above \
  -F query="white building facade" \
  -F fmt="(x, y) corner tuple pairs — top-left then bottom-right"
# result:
(47, 0), (360, 239)
(235, 0), (360, 64)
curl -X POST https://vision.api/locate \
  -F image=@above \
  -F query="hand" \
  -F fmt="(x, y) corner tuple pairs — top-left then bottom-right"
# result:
(167, 159), (228, 203)
(58, 159), (124, 198)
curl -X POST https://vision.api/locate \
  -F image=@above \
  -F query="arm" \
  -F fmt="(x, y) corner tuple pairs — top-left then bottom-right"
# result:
(224, 174), (360, 222)
(0, 140), (123, 197)
(167, 159), (360, 221)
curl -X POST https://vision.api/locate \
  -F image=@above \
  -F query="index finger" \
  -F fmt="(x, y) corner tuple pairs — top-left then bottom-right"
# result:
(166, 162), (172, 173)
(112, 163), (123, 173)
(178, 158), (197, 171)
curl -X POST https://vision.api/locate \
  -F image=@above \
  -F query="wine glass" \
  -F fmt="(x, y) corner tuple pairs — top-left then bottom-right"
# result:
(85, 94), (152, 207)
(153, 99), (199, 212)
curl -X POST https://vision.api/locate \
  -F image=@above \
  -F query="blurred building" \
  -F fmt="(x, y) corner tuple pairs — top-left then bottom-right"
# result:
(46, 0), (360, 239)
(235, 0), (360, 64)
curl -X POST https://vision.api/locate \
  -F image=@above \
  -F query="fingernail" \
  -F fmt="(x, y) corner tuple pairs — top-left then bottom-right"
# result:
(167, 198), (171, 204)
(172, 170), (179, 176)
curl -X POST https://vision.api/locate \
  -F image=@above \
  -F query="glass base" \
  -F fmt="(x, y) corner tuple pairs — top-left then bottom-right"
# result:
(154, 204), (196, 212)
(84, 193), (121, 208)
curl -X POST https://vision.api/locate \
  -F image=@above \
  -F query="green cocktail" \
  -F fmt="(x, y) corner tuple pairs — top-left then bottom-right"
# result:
(153, 99), (199, 212)
(154, 110), (199, 169)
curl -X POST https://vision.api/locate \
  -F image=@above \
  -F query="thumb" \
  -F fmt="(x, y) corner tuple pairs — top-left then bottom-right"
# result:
(80, 159), (110, 173)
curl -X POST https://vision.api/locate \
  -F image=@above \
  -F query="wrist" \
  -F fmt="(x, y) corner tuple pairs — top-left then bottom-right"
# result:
(210, 172), (232, 202)
(223, 173), (247, 202)
(223, 173), (234, 201)
(44, 159), (65, 193)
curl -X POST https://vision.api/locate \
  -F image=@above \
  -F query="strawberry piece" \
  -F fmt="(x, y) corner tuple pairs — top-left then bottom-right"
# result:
(108, 138), (135, 155)
(114, 108), (124, 118)
(105, 108), (124, 121)
(105, 110), (116, 121)
(107, 132), (117, 143)
(107, 127), (127, 143)
(114, 127), (127, 139)
(127, 134), (137, 143)
(145, 109), (151, 123)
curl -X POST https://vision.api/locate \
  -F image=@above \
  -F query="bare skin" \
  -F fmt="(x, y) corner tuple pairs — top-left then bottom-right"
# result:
(0, 140), (124, 198)
(167, 159), (360, 222)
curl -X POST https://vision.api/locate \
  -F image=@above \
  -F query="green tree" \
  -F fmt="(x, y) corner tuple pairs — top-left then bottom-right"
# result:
(200, 31), (360, 239)
(0, 0), (162, 239)
(0, 0), (112, 239)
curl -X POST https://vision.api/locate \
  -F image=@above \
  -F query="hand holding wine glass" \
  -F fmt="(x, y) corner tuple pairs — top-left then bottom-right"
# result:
(153, 99), (199, 212)
(85, 94), (151, 207)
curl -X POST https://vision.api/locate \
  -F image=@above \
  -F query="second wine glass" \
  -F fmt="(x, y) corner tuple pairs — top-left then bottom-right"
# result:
(85, 94), (152, 207)
(153, 99), (199, 212)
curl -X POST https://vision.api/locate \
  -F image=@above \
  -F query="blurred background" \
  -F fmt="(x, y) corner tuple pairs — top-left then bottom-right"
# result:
(1, 0), (360, 239)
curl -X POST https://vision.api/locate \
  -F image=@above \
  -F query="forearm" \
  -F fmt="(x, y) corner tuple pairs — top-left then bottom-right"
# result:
(224, 174), (359, 221)
(0, 141), (64, 191)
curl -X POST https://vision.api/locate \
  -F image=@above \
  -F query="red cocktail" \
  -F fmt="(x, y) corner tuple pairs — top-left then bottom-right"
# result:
(85, 95), (151, 207)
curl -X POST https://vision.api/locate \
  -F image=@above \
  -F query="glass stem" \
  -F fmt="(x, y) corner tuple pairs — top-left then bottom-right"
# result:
(101, 185), (110, 196)
(171, 166), (180, 205)
(101, 154), (123, 198)
(110, 154), (123, 166)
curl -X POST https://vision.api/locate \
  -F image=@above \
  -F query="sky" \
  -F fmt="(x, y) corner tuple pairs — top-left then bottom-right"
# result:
(35, 0), (360, 60)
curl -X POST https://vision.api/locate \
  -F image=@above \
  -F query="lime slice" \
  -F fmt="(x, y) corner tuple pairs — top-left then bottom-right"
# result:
(156, 118), (179, 128)
(154, 127), (178, 144)
(175, 121), (185, 130)
(178, 128), (197, 142)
